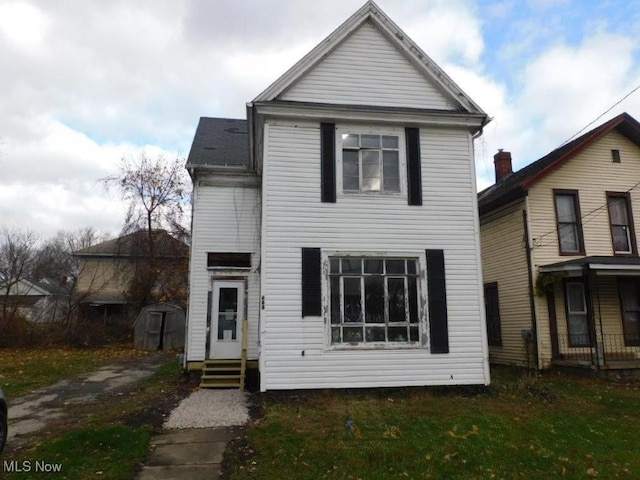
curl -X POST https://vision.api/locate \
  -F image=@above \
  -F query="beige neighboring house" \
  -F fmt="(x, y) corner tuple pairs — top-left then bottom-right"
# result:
(74, 230), (189, 320)
(479, 112), (640, 376)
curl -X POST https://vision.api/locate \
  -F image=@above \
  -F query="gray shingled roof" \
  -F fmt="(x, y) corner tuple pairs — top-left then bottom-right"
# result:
(74, 230), (188, 258)
(186, 117), (249, 168)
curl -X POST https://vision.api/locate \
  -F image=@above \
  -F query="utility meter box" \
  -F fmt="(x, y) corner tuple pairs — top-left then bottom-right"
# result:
(521, 329), (534, 342)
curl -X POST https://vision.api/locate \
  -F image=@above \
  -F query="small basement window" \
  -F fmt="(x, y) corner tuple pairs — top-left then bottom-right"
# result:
(612, 149), (621, 163)
(207, 252), (251, 269)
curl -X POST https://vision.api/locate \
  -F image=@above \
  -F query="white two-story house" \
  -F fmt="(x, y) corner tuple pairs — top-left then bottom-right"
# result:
(185, 1), (491, 391)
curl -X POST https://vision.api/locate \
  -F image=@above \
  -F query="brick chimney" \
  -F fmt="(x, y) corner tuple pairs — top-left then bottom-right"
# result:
(494, 149), (512, 183)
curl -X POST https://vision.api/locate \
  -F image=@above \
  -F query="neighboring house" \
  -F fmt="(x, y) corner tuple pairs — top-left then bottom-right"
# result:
(186, 1), (491, 391)
(73, 230), (189, 321)
(0, 277), (71, 322)
(479, 112), (640, 375)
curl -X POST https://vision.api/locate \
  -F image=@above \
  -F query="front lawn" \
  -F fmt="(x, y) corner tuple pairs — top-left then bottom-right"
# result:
(228, 368), (640, 479)
(2, 349), (190, 480)
(0, 346), (153, 398)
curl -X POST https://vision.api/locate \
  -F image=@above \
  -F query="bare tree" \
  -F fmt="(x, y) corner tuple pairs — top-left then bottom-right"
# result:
(33, 227), (109, 282)
(30, 228), (113, 332)
(102, 153), (190, 311)
(102, 153), (189, 246)
(0, 228), (39, 342)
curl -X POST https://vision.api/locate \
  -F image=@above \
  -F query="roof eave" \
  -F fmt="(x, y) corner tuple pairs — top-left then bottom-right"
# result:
(523, 113), (640, 190)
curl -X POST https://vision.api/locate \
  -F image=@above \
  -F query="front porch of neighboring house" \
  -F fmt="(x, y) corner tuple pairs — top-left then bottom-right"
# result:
(540, 257), (640, 377)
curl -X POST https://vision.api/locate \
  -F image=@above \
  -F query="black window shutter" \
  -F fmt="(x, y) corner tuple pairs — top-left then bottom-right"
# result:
(426, 249), (449, 353)
(406, 127), (422, 206)
(320, 123), (336, 203)
(302, 248), (322, 317)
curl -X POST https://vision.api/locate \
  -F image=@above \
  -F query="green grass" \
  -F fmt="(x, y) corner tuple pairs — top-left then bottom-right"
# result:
(229, 368), (640, 479)
(3, 350), (186, 479)
(0, 346), (153, 398)
(6, 426), (151, 480)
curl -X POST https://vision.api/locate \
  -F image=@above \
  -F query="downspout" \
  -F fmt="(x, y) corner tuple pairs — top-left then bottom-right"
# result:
(522, 205), (539, 371)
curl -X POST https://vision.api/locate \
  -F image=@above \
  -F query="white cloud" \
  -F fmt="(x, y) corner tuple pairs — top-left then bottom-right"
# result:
(0, 1), (50, 51)
(1, 0), (640, 240)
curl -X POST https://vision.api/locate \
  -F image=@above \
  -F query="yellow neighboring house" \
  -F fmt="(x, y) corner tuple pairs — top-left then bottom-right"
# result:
(73, 230), (189, 321)
(479, 112), (640, 376)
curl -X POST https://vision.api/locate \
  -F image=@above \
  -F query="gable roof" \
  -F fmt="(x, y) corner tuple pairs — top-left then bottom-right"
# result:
(252, 1), (486, 116)
(0, 278), (50, 297)
(74, 230), (189, 258)
(185, 117), (249, 169)
(478, 112), (640, 216)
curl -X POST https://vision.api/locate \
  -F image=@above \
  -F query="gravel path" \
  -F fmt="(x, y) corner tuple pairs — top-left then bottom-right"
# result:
(163, 389), (249, 429)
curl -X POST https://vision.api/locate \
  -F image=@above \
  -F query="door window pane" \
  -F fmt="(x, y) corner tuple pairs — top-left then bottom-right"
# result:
(217, 287), (238, 340)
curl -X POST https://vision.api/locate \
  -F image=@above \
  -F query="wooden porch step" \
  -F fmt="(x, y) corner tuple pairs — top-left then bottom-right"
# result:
(200, 359), (243, 389)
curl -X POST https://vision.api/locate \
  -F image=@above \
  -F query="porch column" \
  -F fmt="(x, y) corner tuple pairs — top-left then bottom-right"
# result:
(585, 268), (604, 366)
(546, 291), (560, 359)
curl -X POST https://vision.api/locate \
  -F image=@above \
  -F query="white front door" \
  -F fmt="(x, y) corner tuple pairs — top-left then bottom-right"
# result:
(210, 280), (244, 359)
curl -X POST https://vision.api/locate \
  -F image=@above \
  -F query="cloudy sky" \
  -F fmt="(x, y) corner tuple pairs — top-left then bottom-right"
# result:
(2, 0), (640, 240)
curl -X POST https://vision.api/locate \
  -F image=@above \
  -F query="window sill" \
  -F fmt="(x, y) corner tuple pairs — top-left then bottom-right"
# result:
(558, 251), (586, 256)
(327, 342), (423, 351)
(342, 191), (404, 196)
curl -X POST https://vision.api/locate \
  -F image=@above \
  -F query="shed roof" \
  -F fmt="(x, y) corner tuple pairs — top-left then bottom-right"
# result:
(539, 256), (640, 274)
(185, 117), (249, 169)
(478, 112), (640, 216)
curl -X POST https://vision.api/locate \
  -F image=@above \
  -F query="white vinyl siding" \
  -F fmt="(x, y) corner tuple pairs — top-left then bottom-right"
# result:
(260, 121), (488, 390)
(281, 21), (454, 110)
(186, 180), (261, 362)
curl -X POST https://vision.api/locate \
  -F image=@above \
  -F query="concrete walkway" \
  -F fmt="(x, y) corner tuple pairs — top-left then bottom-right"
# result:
(136, 426), (243, 479)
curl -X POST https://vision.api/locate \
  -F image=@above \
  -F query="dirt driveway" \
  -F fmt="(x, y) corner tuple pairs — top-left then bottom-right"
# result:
(7, 354), (171, 449)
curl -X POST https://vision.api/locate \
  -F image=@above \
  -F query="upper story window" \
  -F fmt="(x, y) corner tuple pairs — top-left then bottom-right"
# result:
(611, 149), (621, 163)
(607, 192), (636, 255)
(340, 132), (401, 194)
(553, 190), (585, 255)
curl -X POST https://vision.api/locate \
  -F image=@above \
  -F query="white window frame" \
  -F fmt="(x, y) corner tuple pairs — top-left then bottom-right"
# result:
(323, 251), (426, 350)
(336, 126), (406, 197)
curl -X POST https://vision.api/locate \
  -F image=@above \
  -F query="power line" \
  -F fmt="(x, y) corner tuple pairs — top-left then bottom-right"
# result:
(559, 83), (640, 147)
(530, 179), (640, 248)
